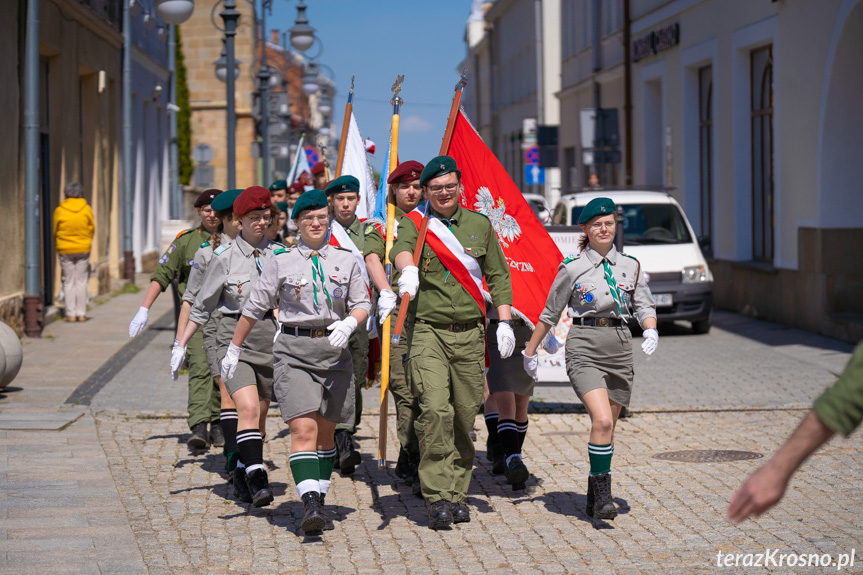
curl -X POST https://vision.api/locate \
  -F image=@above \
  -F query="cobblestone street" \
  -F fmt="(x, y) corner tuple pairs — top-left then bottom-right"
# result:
(1, 288), (861, 574)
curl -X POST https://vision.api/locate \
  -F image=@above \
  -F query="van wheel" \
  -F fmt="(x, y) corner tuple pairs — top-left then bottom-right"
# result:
(691, 316), (711, 334)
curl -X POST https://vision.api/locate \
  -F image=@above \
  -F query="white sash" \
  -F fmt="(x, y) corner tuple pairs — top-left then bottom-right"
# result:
(330, 220), (370, 290)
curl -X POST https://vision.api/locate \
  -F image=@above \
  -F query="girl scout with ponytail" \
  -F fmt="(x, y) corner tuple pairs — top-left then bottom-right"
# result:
(172, 186), (283, 509)
(523, 197), (658, 520)
(227, 189), (370, 537)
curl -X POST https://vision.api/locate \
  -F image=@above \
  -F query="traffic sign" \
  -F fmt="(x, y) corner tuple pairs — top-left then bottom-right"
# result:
(524, 164), (545, 185)
(524, 146), (540, 165)
(304, 147), (319, 165)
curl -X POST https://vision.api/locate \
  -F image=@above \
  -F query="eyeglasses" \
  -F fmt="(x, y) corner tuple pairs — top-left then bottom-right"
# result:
(589, 221), (616, 231)
(427, 183), (459, 195)
(245, 214), (272, 223)
(299, 215), (329, 224)
(397, 183), (422, 192)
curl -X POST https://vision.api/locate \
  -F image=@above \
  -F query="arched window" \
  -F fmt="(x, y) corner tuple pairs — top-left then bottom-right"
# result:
(750, 45), (774, 262)
(698, 65), (713, 253)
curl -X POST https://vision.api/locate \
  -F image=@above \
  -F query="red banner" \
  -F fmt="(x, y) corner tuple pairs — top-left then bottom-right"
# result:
(447, 110), (563, 325)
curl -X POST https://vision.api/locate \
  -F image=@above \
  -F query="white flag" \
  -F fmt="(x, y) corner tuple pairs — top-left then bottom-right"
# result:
(340, 112), (377, 220)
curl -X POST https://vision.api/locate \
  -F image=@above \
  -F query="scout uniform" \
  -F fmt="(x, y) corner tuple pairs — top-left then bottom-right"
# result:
(326, 175), (370, 474)
(151, 189), (222, 442)
(537, 196), (656, 519)
(242, 189), (371, 534)
(391, 156), (512, 526)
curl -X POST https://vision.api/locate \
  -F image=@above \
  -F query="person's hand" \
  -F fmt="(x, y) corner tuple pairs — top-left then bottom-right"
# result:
(641, 328), (659, 355)
(220, 343), (243, 381)
(170, 343), (186, 381)
(496, 322), (515, 359)
(727, 462), (790, 523)
(327, 316), (358, 349)
(129, 306), (149, 338)
(522, 349), (538, 380)
(542, 332), (560, 354)
(398, 266), (419, 301)
(377, 289), (398, 322)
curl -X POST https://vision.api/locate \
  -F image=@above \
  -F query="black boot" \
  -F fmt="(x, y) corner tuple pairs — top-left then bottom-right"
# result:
(491, 451), (507, 476)
(410, 454), (422, 497)
(301, 492), (326, 535)
(588, 472), (617, 520)
(335, 431), (361, 475)
(504, 455), (529, 491)
(319, 493), (335, 531)
(395, 447), (412, 483)
(209, 421), (225, 447)
(245, 468), (274, 508)
(188, 422), (209, 449)
(585, 475), (595, 517)
(232, 467), (252, 503)
(451, 502), (470, 524)
(427, 500), (453, 530)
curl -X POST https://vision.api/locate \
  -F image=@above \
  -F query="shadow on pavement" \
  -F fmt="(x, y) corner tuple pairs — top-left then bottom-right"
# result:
(533, 490), (630, 529)
(713, 310), (852, 353)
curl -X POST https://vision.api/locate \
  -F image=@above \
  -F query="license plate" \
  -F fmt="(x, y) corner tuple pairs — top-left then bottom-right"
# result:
(654, 293), (673, 307)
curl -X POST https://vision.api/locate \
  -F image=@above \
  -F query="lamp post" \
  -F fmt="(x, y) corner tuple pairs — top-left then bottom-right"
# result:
(220, 0), (240, 189)
(23, 0), (41, 335)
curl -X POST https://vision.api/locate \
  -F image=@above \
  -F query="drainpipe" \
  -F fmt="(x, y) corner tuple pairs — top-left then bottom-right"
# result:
(23, 0), (42, 337)
(123, 0), (135, 280)
(534, 0), (543, 197)
(623, 0), (632, 185)
(592, 0), (602, 183)
(169, 24), (180, 218)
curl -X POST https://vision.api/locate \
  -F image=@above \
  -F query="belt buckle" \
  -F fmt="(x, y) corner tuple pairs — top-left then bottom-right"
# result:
(597, 317), (609, 327)
(312, 328), (326, 338)
(452, 323), (464, 333)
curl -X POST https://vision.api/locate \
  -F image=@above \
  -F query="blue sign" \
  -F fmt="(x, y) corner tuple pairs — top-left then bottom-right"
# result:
(304, 147), (319, 165)
(524, 164), (545, 185)
(524, 146), (540, 165)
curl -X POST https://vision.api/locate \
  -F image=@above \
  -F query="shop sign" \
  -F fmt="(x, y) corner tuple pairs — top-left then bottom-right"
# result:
(633, 22), (680, 62)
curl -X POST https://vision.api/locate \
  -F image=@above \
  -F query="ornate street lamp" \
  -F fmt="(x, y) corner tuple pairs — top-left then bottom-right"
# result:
(289, 1), (316, 52)
(154, 0), (194, 25)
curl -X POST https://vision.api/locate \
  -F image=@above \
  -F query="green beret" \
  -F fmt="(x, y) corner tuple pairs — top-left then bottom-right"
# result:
(577, 197), (616, 224)
(211, 189), (242, 212)
(325, 175), (360, 195)
(420, 155), (460, 187)
(269, 179), (287, 192)
(275, 201), (289, 213)
(291, 189), (328, 219)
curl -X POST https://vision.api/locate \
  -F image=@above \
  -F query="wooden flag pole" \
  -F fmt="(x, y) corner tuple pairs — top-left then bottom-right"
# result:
(334, 76), (354, 178)
(392, 69), (468, 344)
(378, 74), (404, 468)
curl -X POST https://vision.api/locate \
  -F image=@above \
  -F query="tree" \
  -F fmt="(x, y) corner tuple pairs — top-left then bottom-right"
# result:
(176, 27), (192, 185)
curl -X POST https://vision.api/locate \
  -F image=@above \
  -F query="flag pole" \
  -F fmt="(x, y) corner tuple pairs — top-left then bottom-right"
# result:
(392, 69), (467, 344)
(318, 139), (331, 183)
(378, 74), (404, 468)
(334, 76), (354, 179)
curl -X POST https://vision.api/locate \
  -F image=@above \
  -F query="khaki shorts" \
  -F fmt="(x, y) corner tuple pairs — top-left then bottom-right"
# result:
(486, 322), (535, 397)
(217, 314), (276, 401)
(564, 324), (634, 407)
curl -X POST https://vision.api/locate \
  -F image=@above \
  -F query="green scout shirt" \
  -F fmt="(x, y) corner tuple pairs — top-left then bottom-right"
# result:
(813, 341), (863, 437)
(338, 215), (366, 254)
(364, 206), (406, 287)
(151, 226), (211, 296)
(391, 204), (512, 324)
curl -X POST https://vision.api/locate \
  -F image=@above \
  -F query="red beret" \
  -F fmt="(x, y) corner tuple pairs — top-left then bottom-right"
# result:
(288, 181), (305, 194)
(311, 162), (326, 175)
(233, 186), (272, 216)
(194, 188), (223, 207)
(387, 161), (425, 185)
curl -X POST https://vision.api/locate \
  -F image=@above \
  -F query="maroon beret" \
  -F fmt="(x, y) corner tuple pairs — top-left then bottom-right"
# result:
(311, 162), (326, 175)
(233, 186), (272, 216)
(387, 161), (425, 185)
(288, 181), (305, 194)
(194, 188), (223, 207)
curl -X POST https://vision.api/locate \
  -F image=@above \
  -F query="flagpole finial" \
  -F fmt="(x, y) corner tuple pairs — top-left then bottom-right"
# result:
(350, 75), (355, 94)
(390, 74), (405, 107)
(456, 68), (468, 91)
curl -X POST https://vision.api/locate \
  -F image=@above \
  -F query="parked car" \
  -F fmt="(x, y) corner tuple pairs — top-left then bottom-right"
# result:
(548, 189), (713, 333)
(523, 193), (552, 225)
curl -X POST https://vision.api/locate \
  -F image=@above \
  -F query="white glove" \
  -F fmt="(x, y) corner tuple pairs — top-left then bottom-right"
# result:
(327, 316), (358, 349)
(170, 343), (186, 381)
(641, 328), (659, 355)
(377, 289), (398, 323)
(220, 342), (243, 381)
(522, 349), (538, 380)
(496, 321), (515, 359)
(129, 306), (149, 338)
(398, 266), (419, 301)
(542, 332), (560, 354)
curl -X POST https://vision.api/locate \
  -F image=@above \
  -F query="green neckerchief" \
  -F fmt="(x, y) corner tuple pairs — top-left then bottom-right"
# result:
(310, 250), (332, 310)
(602, 260), (623, 315)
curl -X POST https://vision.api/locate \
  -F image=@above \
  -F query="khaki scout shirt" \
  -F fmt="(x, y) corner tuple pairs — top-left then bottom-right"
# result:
(364, 206), (406, 286)
(391, 204), (513, 324)
(242, 241), (371, 327)
(190, 234), (282, 325)
(151, 225), (212, 296)
(183, 233), (232, 304)
(813, 341), (863, 437)
(539, 245), (656, 327)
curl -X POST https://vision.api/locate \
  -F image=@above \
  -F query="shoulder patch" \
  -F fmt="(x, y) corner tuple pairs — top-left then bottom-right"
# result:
(562, 254), (580, 264)
(622, 253), (639, 263)
(200, 241), (210, 249)
(175, 228), (194, 239)
(213, 245), (229, 256)
(272, 241), (286, 250)
(273, 247), (287, 255)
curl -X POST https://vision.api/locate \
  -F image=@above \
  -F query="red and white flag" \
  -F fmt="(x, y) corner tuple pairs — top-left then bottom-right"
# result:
(447, 110), (563, 326)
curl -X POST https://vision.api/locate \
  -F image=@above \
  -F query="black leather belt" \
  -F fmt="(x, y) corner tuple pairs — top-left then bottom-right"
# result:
(405, 315), (481, 333)
(488, 318), (526, 327)
(223, 310), (275, 320)
(280, 325), (331, 338)
(577, 317), (623, 327)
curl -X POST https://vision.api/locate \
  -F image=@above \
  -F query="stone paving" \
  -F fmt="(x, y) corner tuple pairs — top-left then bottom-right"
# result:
(2, 280), (862, 574)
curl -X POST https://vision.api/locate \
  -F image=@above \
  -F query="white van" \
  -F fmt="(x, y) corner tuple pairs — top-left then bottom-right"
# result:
(549, 190), (713, 333)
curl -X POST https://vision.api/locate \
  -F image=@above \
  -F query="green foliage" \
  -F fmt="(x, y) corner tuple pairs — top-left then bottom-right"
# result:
(176, 27), (193, 186)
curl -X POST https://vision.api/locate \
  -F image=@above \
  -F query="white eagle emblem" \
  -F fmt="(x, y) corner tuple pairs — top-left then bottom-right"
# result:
(474, 186), (522, 248)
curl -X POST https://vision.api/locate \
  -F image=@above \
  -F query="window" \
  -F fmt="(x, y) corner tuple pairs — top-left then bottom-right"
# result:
(750, 45), (774, 262)
(698, 64), (713, 252)
(571, 203), (693, 245)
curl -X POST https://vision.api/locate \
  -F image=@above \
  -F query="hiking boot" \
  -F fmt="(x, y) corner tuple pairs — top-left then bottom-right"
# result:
(395, 447), (412, 482)
(187, 422), (209, 449)
(451, 502), (470, 524)
(319, 493), (335, 531)
(245, 468), (274, 508)
(504, 455), (529, 487)
(300, 492), (326, 535)
(209, 422), (224, 447)
(588, 472), (617, 520)
(427, 500), (452, 530)
(335, 431), (361, 475)
(233, 467), (252, 503)
(491, 452), (507, 475)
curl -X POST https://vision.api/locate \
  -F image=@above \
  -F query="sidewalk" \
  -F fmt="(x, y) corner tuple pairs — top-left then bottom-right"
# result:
(0, 279), (173, 574)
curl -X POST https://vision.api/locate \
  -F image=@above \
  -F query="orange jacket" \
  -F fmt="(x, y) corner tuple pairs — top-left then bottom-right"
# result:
(53, 198), (95, 254)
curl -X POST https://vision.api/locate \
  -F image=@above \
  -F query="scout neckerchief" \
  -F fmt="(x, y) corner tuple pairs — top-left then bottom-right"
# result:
(310, 249), (332, 310)
(602, 258), (624, 315)
(329, 218), (370, 295)
(404, 205), (485, 316)
(252, 249), (264, 274)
